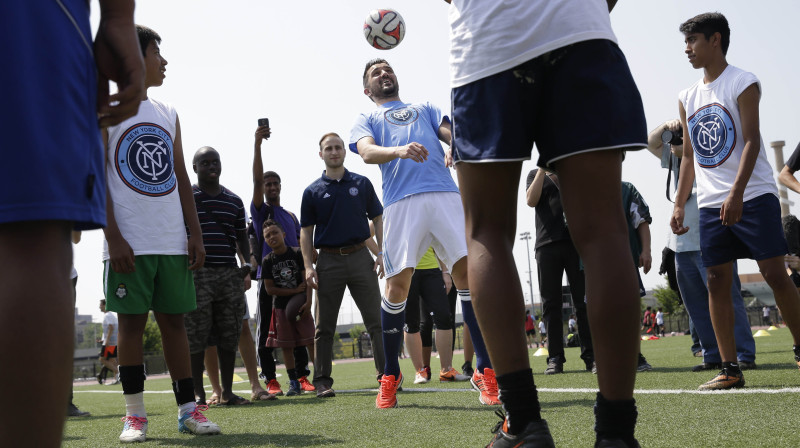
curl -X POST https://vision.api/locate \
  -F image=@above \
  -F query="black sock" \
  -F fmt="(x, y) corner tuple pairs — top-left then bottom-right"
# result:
(287, 368), (298, 381)
(594, 392), (637, 446)
(497, 369), (541, 435)
(722, 362), (741, 374)
(99, 366), (109, 381)
(189, 352), (206, 402)
(119, 364), (146, 395)
(172, 377), (195, 406)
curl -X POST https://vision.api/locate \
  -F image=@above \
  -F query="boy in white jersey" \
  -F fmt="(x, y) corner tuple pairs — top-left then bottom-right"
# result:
(102, 25), (220, 442)
(672, 12), (800, 391)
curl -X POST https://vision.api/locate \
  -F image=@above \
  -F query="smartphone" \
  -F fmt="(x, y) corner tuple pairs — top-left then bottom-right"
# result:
(258, 118), (269, 128)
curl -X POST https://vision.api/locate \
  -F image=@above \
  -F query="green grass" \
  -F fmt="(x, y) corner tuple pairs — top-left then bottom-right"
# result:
(66, 328), (800, 447)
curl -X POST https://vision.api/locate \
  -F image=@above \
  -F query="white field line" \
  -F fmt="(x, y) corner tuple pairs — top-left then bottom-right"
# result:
(75, 386), (800, 395)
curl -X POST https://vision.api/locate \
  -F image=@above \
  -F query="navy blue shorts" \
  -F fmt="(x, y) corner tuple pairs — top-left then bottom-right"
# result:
(0, 0), (105, 229)
(699, 194), (788, 267)
(451, 39), (647, 167)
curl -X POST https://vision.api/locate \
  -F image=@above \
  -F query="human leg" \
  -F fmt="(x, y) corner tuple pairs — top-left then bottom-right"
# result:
(563, 244), (593, 368)
(0, 222), (72, 447)
(313, 252), (347, 389)
(204, 347), (222, 403)
(417, 269), (456, 373)
(704, 263), (737, 364)
(238, 319), (270, 397)
(404, 269), (425, 373)
(556, 151), (640, 400)
(675, 251), (721, 363)
(536, 243), (566, 372)
(255, 280), (277, 381)
(758, 256), (800, 346)
(457, 161), (538, 426)
(382, 268), (413, 377)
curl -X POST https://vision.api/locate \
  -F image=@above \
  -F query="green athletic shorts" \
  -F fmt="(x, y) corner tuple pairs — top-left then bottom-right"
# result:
(104, 255), (197, 314)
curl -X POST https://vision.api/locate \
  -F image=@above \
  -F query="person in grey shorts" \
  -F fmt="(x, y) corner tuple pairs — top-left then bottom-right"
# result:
(300, 132), (386, 398)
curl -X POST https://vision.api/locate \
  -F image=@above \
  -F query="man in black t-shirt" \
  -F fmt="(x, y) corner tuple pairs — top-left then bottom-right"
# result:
(526, 169), (594, 374)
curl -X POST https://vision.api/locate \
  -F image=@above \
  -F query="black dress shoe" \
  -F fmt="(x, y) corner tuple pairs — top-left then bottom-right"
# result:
(691, 362), (722, 372)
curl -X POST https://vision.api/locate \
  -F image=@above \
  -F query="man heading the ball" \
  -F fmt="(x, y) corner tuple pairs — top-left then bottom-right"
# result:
(350, 59), (497, 409)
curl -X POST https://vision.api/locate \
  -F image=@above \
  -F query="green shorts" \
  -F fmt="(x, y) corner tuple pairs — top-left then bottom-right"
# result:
(104, 255), (197, 315)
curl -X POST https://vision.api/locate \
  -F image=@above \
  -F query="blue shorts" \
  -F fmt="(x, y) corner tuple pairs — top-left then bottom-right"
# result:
(699, 194), (788, 267)
(0, 0), (105, 229)
(451, 39), (647, 167)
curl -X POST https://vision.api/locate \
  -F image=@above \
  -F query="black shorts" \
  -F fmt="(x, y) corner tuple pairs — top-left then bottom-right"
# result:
(699, 194), (788, 267)
(452, 39), (647, 167)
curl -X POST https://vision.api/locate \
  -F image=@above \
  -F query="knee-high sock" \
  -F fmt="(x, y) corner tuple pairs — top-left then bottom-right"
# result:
(459, 290), (491, 373)
(381, 297), (406, 377)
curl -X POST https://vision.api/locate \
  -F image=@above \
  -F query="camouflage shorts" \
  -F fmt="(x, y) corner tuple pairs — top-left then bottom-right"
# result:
(185, 266), (246, 354)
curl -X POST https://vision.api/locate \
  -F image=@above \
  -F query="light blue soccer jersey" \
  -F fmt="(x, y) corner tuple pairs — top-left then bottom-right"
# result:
(350, 101), (459, 207)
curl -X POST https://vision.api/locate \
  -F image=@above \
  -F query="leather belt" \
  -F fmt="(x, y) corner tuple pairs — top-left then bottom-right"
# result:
(320, 241), (366, 255)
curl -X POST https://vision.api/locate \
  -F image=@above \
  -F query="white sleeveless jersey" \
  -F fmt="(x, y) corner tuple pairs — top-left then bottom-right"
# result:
(679, 65), (778, 209)
(103, 98), (187, 259)
(448, 0), (617, 88)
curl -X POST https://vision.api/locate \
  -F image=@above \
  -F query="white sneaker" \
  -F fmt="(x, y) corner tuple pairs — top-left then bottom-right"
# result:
(413, 368), (429, 384)
(119, 415), (148, 443)
(178, 405), (221, 435)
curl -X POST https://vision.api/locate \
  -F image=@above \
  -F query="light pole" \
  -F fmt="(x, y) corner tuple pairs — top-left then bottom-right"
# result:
(519, 232), (535, 311)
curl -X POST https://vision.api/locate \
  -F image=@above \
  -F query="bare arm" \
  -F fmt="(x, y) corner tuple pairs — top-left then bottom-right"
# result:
(95, 0), (144, 127)
(720, 83), (761, 226)
(526, 169), (546, 207)
(101, 128), (136, 273)
(437, 120), (452, 147)
(646, 119), (682, 158)
(300, 226), (318, 289)
(372, 215), (385, 278)
(356, 136), (429, 164)
(637, 222), (652, 274)
(252, 125), (271, 208)
(263, 278), (306, 297)
(779, 165), (800, 195)
(173, 116), (205, 270)
(671, 101), (695, 235)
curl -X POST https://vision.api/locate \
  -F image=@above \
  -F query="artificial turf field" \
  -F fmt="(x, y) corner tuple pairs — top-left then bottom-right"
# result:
(66, 328), (800, 447)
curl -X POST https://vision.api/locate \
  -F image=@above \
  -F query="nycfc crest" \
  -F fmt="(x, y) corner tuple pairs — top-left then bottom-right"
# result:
(115, 122), (177, 196)
(384, 106), (419, 126)
(115, 284), (128, 299)
(349, 187), (359, 197)
(688, 103), (736, 168)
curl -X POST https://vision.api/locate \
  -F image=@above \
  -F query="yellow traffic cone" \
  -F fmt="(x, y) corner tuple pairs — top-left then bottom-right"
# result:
(533, 347), (549, 357)
(768, 326), (779, 331)
(753, 329), (771, 337)
(232, 374), (244, 382)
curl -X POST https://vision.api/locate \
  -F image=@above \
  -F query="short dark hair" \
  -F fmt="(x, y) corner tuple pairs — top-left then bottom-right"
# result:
(679, 12), (730, 55)
(318, 132), (342, 149)
(362, 58), (390, 87)
(263, 171), (281, 183)
(136, 25), (161, 56)
(100, 299), (106, 306)
(262, 219), (284, 232)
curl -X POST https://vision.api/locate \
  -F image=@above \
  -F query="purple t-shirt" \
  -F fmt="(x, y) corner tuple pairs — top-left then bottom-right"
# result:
(251, 202), (300, 278)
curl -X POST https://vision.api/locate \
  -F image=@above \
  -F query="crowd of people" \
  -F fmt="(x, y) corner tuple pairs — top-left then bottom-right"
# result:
(6, 2), (800, 448)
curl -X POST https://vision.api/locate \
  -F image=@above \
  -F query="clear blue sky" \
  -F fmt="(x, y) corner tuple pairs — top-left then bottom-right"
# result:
(75, 0), (800, 322)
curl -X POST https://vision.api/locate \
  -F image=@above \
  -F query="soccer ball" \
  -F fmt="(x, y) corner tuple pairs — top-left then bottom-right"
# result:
(363, 9), (405, 50)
